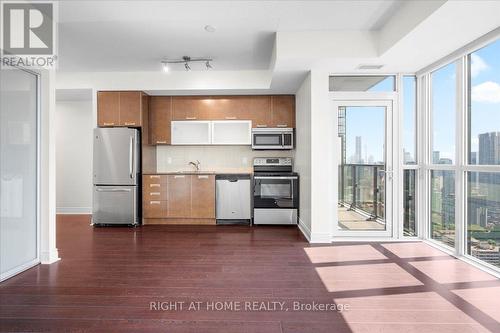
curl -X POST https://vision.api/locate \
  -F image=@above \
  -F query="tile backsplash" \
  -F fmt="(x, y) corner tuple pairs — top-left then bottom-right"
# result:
(156, 146), (293, 172)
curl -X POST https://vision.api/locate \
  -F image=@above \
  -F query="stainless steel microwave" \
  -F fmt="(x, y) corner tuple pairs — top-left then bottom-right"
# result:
(251, 128), (294, 150)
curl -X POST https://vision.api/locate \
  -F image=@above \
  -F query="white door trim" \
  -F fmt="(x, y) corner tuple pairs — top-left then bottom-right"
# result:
(332, 96), (398, 239)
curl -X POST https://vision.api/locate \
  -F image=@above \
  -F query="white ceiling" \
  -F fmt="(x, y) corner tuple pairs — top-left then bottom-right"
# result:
(57, 0), (401, 72)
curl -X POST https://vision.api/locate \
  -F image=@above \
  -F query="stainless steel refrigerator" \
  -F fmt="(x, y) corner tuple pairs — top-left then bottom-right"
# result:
(92, 128), (140, 225)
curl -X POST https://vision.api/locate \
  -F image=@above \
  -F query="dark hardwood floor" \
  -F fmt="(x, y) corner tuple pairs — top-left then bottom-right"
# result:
(1, 215), (499, 332)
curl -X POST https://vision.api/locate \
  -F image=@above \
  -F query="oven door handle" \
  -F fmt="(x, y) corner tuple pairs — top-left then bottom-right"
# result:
(254, 176), (298, 180)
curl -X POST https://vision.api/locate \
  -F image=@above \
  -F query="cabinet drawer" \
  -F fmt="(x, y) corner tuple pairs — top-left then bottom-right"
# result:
(143, 200), (167, 218)
(143, 189), (167, 201)
(143, 175), (167, 185)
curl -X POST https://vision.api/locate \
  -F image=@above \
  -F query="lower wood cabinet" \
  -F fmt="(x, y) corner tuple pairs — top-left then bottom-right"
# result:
(142, 175), (167, 218)
(191, 175), (215, 218)
(166, 175), (192, 218)
(142, 174), (215, 224)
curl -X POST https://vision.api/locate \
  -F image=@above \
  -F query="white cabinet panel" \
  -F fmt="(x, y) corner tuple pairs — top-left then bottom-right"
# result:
(171, 121), (211, 145)
(211, 121), (251, 145)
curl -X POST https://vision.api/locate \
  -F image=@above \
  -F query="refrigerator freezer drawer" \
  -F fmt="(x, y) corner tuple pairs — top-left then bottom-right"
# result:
(253, 208), (297, 225)
(92, 185), (138, 225)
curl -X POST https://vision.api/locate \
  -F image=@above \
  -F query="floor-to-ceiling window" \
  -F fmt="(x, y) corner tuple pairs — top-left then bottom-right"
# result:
(402, 76), (417, 236)
(466, 38), (500, 269)
(0, 67), (40, 281)
(422, 35), (500, 272)
(429, 62), (458, 247)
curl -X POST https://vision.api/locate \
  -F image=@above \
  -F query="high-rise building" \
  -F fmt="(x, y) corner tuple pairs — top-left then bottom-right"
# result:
(478, 132), (500, 165)
(478, 132), (500, 185)
(355, 136), (362, 163)
(432, 151), (440, 164)
(470, 151), (478, 165)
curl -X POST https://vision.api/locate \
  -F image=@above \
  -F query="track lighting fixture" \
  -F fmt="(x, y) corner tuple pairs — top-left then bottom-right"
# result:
(161, 56), (213, 71)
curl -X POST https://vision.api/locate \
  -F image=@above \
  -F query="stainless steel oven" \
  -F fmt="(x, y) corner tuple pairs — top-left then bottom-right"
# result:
(251, 128), (293, 150)
(253, 157), (299, 225)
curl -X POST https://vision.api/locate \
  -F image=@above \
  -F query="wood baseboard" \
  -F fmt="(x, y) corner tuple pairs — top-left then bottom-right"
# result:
(143, 218), (216, 225)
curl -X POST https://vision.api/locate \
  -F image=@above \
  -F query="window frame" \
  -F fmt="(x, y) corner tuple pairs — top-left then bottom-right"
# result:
(399, 74), (419, 238)
(417, 29), (500, 275)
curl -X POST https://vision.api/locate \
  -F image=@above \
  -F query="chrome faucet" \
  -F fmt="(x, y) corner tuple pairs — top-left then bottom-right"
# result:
(189, 160), (201, 171)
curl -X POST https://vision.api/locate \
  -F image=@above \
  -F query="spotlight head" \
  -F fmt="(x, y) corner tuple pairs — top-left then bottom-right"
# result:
(184, 62), (191, 71)
(162, 62), (169, 72)
(206, 61), (213, 69)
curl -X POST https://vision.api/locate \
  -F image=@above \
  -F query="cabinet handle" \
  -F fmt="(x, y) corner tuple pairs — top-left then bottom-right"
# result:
(124, 122), (136, 126)
(276, 124), (288, 127)
(103, 122), (115, 126)
(150, 192), (161, 196)
(256, 124), (267, 128)
(225, 116), (237, 120)
(156, 141), (167, 144)
(150, 184), (161, 187)
(150, 175), (160, 179)
(174, 175), (185, 179)
(149, 201), (161, 205)
(185, 117), (197, 120)
(198, 175), (209, 179)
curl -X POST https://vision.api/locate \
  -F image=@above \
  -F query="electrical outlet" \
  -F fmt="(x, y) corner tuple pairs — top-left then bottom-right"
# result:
(242, 157), (248, 165)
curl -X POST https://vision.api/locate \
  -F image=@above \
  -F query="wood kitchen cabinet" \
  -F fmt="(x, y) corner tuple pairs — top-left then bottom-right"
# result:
(97, 92), (120, 126)
(191, 175), (215, 218)
(166, 174), (192, 218)
(149, 96), (172, 144)
(97, 91), (145, 127)
(142, 175), (167, 218)
(170, 95), (296, 127)
(142, 174), (216, 224)
(271, 95), (295, 128)
(172, 96), (210, 120)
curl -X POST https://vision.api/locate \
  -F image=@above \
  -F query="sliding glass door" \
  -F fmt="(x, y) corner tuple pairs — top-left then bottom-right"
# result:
(0, 67), (39, 281)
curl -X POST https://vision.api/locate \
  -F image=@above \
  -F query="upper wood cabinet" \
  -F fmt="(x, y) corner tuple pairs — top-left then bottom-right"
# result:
(97, 91), (145, 127)
(170, 95), (292, 127)
(150, 96), (172, 145)
(271, 95), (295, 128)
(172, 96), (210, 120)
(97, 92), (120, 126)
(191, 175), (215, 218)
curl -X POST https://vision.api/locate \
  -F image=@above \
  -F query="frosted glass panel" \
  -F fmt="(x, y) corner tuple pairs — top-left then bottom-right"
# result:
(212, 121), (251, 145)
(171, 121), (211, 145)
(0, 68), (38, 280)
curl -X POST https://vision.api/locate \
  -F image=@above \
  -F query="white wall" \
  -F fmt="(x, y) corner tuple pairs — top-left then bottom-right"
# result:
(157, 146), (292, 173)
(293, 70), (335, 243)
(310, 70), (336, 243)
(293, 73), (312, 238)
(55, 100), (93, 214)
(40, 69), (59, 264)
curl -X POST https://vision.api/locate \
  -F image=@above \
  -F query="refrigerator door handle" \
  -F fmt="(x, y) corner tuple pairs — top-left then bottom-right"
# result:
(129, 136), (134, 179)
(96, 188), (132, 192)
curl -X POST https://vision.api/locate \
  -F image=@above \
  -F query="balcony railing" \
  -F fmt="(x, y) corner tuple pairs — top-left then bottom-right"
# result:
(339, 164), (386, 221)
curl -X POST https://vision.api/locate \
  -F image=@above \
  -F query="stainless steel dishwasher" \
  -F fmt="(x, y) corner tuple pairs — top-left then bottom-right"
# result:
(216, 174), (251, 225)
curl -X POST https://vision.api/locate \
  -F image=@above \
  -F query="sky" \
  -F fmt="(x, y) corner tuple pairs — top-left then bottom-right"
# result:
(343, 38), (500, 166)
(432, 38), (500, 163)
